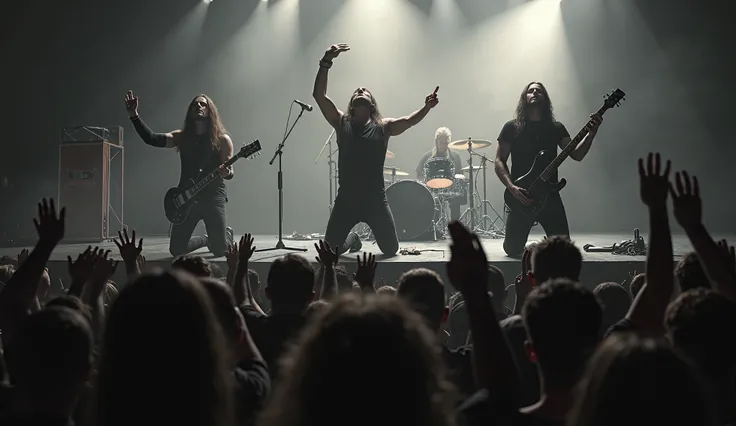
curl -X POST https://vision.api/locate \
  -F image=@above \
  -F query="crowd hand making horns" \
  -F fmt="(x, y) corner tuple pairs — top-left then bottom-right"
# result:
(322, 43), (440, 109)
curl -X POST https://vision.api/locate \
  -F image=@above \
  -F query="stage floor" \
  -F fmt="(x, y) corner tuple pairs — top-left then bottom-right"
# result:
(0, 232), (720, 263)
(1, 232), (729, 293)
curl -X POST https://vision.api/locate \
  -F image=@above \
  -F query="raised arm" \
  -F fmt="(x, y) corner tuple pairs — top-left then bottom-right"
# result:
(625, 153), (674, 333)
(125, 90), (178, 148)
(560, 114), (602, 162)
(385, 86), (439, 137)
(312, 44), (349, 129)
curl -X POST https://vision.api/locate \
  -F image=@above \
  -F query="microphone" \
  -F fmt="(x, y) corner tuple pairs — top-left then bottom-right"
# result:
(294, 100), (313, 112)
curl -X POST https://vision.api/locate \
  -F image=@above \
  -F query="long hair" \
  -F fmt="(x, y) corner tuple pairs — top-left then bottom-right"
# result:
(432, 127), (452, 157)
(180, 94), (228, 152)
(259, 294), (457, 426)
(567, 334), (717, 426)
(96, 270), (233, 426)
(345, 88), (383, 124)
(513, 82), (555, 134)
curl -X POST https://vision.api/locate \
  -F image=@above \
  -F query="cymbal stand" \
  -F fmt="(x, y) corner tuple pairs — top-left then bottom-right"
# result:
(458, 138), (477, 230)
(473, 153), (505, 238)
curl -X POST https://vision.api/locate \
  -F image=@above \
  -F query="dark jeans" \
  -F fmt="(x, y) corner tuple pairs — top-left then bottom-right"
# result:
(170, 195), (229, 257)
(503, 193), (570, 257)
(325, 193), (400, 256)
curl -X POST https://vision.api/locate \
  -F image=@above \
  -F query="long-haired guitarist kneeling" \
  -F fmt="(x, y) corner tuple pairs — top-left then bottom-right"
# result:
(495, 82), (603, 257)
(125, 91), (235, 257)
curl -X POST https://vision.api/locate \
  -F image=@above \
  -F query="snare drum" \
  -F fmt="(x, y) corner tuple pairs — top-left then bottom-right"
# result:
(386, 180), (437, 241)
(424, 157), (454, 189)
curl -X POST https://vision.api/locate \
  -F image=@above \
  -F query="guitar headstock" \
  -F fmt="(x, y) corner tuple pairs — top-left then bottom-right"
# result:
(603, 88), (626, 110)
(236, 140), (262, 160)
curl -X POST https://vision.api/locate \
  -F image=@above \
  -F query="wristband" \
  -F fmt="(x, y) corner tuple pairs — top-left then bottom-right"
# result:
(319, 59), (333, 69)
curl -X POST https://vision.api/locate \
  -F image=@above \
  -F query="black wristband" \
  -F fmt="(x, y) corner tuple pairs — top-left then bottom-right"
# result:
(319, 59), (333, 69)
(129, 115), (140, 121)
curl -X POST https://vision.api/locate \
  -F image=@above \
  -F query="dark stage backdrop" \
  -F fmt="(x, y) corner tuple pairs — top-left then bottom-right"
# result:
(1, 0), (733, 239)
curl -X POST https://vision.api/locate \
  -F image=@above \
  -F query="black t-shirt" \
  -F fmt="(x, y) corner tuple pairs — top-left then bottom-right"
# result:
(337, 116), (388, 198)
(240, 305), (308, 380)
(497, 120), (570, 182)
(178, 134), (226, 198)
(416, 149), (463, 180)
(233, 360), (271, 426)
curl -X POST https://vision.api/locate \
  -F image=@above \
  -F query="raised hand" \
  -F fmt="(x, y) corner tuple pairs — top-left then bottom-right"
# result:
(323, 43), (350, 60)
(425, 86), (440, 109)
(638, 152), (671, 208)
(114, 228), (143, 264)
(447, 221), (488, 296)
(225, 243), (239, 270)
(354, 252), (377, 288)
(17, 248), (29, 266)
(238, 234), (256, 264)
(515, 248), (534, 293)
(34, 198), (66, 247)
(669, 171), (701, 229)
(124, 90), (139, 117)
(91, 249), (118, 283)
(314, 240), (338, 267)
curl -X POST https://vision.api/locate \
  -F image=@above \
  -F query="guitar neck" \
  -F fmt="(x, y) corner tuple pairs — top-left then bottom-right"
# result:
(537, 104), (608, 181)
(184, 155), (240, 199)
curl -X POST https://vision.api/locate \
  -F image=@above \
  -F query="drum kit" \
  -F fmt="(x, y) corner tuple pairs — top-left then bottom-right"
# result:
(315, 130), (506, 242)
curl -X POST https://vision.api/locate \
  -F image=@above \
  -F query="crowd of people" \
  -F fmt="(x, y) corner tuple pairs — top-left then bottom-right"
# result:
(0, 152), (734, 426)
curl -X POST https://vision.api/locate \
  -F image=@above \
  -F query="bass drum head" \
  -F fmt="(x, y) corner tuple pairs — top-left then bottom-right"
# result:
(386, 180), (435, 241)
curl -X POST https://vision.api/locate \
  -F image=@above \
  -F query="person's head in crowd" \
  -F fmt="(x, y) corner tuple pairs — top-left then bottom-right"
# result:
(487, 265), (507, 315)
(260, 294), (456, 426)
(665, 288), (736, 424)
(306, 300), (329, 319)
(629, 273), (646, 299)
(396, 268), (447, 333)
(674, 252), (710, 291)
(334, 266), (356, 294)
(45, 295), (93, 325)
(209, 263), (225, 279)
(199, 277), (244, 366)
(522, 278), (601, 390)
(593, 282), (631, 335)
(4, 306), (93, 418)
(0, 265), (15, 284)
(96, 270), (233, 426)
(568, 334), (717, 426)
(531, 236), (582, 285)
(266, 254), (315, 313)
(376, 285), (396, 296)
(172, 254), (212, 278)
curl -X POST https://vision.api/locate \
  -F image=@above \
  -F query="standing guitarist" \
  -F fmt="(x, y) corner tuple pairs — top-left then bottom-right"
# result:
(495, 82), (602, 257)
(125, 91), (235, 257)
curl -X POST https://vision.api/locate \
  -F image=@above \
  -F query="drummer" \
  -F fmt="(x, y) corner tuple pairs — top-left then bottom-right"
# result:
(415, 127), (465, 219)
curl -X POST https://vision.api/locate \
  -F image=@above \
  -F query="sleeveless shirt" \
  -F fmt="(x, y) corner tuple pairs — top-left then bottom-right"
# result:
(336, 115), (387, 198)
(178, 133), (226, 199)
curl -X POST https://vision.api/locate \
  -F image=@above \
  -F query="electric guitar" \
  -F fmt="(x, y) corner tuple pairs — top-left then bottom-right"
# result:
(164, 140), (261, 225)
(503, 89), (625, 217)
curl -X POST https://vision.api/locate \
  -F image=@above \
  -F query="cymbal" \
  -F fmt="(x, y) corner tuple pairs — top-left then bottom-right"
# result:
(449, 139), (492, 150)
(385, 150), (395, 159)
(383, 167), (409, 176)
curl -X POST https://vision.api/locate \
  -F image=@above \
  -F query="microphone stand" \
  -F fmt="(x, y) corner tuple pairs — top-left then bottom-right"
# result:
(257, 103), (309, 253)
(314, 128), (336, 215)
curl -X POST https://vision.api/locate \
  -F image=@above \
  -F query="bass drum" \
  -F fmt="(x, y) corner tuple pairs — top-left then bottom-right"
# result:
(386, 180), (436, 241)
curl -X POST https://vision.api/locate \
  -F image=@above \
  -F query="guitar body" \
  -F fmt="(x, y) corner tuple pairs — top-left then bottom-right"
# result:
(164, 179), (196, 225)
(504, 150), (567, 217)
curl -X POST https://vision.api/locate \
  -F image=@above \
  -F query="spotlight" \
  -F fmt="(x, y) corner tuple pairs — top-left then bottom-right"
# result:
(203, 0), (212, 3)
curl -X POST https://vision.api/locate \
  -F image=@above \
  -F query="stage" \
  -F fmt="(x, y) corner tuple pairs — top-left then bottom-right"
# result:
(0, 232), (725, 298)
